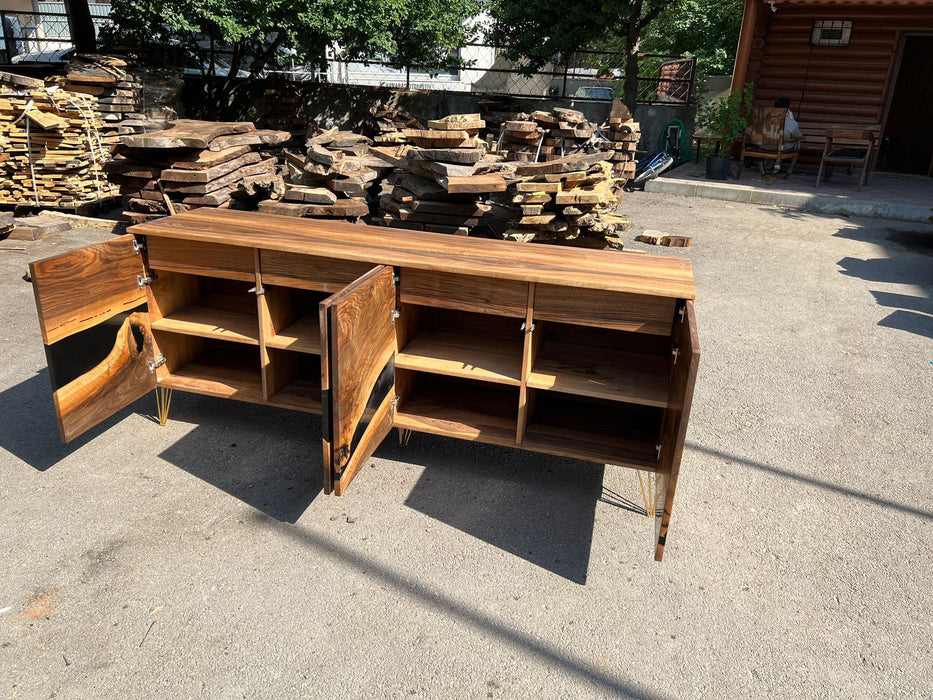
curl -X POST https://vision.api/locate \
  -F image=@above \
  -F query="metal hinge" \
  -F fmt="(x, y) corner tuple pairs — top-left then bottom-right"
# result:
(390, 393), (399, 410)
(148, 354), (166, 373)
(678, 305), (685, 322)
(137, 274), (154, 289)
(520, 321), (535, 332)
(672, 347), (680, 365)
(391, 310), (400, 324)
(656, 443), (662, 457)
(132, 238), (145, 255)
(248, 286), (265, 296)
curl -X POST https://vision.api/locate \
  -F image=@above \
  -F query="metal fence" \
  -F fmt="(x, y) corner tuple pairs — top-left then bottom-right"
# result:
(0, 13), (696, 106)
(322, 44), (696, 105)
(1, 6), (110, 63)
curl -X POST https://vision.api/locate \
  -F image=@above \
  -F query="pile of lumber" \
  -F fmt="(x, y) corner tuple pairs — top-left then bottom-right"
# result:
(262, 127), (392, 221)
(501, 151), (630, 248)
(0, 86), (119, 210)
(55, 55), (142, 147)
(372, 114), (512, 235)
(363, 107), (421, 145)
(104, 120), (290, 223)
(495, 107), (597, 163)
(601, 100), (639, 180)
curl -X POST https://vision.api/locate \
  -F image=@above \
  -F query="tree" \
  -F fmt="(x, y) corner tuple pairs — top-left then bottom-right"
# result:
(640, 0), (744, 82)
(486, 0), (677, 114)
(382, 0), (479, 88)
(102, 0), (476, 117)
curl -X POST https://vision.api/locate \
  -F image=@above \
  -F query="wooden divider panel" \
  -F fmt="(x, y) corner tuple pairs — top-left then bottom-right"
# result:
(400, 268), (528, 318)
(534, 284), (677, 335)
(146, 236), (255, 282)
(261, 250), (375, 293)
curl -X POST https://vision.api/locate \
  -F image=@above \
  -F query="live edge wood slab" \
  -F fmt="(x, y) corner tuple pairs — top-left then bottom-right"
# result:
(30, 209), (699, 562)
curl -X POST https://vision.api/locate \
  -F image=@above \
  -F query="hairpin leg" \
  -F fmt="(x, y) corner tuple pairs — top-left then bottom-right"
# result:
(398, 428), (412, 446)
(155, 386), (173, 426)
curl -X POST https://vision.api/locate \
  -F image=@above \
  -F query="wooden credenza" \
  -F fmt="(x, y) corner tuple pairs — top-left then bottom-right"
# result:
(29, 209), (699, 561)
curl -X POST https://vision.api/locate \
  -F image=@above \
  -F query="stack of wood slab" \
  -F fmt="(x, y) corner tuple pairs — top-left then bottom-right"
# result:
(494, 107), (597, 163)
(265, 127), (392, 221)
(502, 151), (629, 248)
(372, 113), (511, 235)
(602, 101), (640, 180)
(56, 56), (142, 147)
(365, 108), (421, 145)
(0, 85), (119, 210)
(105, 120), (290, 223)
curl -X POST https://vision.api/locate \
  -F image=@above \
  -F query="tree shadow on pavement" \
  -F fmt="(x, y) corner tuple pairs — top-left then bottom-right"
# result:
(377, 434), (605, 585)
(254, 512), (663, 700)
(688, 442), (933, 522)
(834, 225), (933, 340)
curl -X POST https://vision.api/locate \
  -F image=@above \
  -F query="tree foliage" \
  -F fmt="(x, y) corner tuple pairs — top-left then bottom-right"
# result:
(696, 81), (753, 151)
(640, 0), (745, 80)
(102, 0), (477, 116)
(486, 0), (675, 114)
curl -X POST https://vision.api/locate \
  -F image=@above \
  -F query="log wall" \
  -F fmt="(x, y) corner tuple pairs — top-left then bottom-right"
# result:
(746, 1), (933, 128)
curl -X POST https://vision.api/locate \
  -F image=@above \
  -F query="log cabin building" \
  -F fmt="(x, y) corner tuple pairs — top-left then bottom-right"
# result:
(732, 0), (933, 175)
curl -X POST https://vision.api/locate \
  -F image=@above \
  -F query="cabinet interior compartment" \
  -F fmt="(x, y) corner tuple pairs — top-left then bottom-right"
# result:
(522, 388), (664, 470)
(148, 271), (260, 345)
(154, 332), (264, 403)
(262, 287), (329, 355)
(394, 369), (519, 446)
(264, 348), (322, 412)
(527, 321), (672, 407)
(396, 305), (525, 386)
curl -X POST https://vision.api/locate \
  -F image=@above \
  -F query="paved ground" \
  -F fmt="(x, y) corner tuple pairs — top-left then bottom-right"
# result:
(1, 197), (931, 698)
(646, 164), (933, 223)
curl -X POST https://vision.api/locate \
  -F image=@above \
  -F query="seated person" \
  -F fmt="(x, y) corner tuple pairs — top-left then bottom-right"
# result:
(774, 97), (802, 150)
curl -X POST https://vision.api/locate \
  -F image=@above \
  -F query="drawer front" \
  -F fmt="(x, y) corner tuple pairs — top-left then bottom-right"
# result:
(260, 250), (376, 293)
(146, 236), (255, 282)
(400, 268), (528, 318)
(534, 284), (677, 335)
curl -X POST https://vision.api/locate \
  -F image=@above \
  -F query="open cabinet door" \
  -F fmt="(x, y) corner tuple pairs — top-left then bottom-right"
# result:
(655, 300), (700, 561)
(320, 265), (396, 496)
(30, 234), (156, 443)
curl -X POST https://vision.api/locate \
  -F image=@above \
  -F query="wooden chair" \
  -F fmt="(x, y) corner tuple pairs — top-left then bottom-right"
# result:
(816, 129), (877, 190)
(737, 107), (801, 180)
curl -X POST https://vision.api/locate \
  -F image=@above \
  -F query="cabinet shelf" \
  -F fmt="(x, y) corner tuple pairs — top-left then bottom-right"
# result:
(527, 342), (669, 407)
(397, 330), (523, 386)
(265, 315), (322, 354)
(522, 391), (662, 470)
(395, 375), (518, 446)
(269, 377), (322, 413)
(159, 347), (264, 403)
(152, 299), (259, 345)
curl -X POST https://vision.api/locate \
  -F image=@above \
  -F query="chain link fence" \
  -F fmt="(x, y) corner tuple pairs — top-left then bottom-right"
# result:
(1, 5), (110, 63)
(319, 44), (696, 105)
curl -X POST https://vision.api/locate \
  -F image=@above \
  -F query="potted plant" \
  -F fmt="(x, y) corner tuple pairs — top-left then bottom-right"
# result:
(696, 83), (754, 180)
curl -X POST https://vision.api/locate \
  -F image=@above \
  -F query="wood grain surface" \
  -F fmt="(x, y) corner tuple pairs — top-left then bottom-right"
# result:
(53, 311), (156, 442)
(533, 284), (677, 334)
(30, 234), (147, 345)
(130, 209), (695, 300)
(145, 236), (256, 282)
(655, 300), (700, 562)
(321, 266), (397, 495)
(400, 269), (529, 318)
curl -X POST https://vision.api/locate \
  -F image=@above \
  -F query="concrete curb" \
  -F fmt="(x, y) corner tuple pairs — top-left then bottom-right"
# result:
(645, 177), (933, 223)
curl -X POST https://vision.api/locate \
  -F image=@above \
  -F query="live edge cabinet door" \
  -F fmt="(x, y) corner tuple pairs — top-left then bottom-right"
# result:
(29, 234), (157, 443)
(320, 266), (397, 496)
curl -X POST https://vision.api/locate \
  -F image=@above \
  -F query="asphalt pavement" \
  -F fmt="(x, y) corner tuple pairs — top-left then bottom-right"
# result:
(1, 197), (930, 698)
